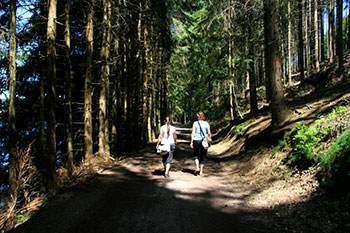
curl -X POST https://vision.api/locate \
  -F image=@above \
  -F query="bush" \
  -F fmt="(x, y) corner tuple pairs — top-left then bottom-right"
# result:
(285, 122), (324, 168)
(292, 122), (320, 160)
(284, 106), (350, 189)
(320, 129), (350, 189)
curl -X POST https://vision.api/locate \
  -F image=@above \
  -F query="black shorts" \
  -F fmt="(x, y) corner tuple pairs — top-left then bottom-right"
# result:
(193, 140), (207, 164)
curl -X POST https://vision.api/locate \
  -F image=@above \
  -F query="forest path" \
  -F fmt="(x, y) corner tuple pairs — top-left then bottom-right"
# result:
(10, 125), (269, 233)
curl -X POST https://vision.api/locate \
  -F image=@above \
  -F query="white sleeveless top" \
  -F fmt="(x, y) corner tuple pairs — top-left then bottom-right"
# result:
(160, 124), (176, 144)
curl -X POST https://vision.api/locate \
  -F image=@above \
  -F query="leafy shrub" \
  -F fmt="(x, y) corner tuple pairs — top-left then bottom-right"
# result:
(284, 106), (350, 189)
(287, 107), (349, 159)
(292, 122), (320, 160)
(285, 122), (324, 168)
(319, 129), (350, 189)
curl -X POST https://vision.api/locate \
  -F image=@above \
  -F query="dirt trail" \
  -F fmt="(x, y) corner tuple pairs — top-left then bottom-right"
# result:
(9, 125), (270, 233)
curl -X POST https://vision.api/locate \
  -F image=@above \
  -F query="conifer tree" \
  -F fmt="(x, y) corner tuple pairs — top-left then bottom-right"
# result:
(264, 0), (289, 127)
(8, 0), (17, 200)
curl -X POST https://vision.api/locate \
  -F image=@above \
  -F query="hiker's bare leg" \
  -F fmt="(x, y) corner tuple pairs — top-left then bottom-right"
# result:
(165, 163), (171, 174)
(199, 164), (204, 175)
(195, 159), (200, 172)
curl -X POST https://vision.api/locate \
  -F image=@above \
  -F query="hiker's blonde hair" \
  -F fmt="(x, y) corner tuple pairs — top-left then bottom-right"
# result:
(196, 111), (205, 120)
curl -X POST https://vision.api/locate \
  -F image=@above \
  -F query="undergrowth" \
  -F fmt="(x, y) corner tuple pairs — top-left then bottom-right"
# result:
(283, 106), (350, 190)
(231, 120), (251, 136)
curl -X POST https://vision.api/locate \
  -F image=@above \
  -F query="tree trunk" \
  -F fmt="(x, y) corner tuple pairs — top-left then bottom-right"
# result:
(98, 0), (111, 157)
(149, 19), (155, 141)
(38, 0), (47, 192)
(247, 15), (258, 115)
(336, 0), (343, 69)
(161, 61), (168, 121)
(309, 0), (315, 70)
(320, 0), (325, 62)
(39, 73), (47, 191)
(228, 0), (240, 120)
(8, 0), (17, 200)
(315, 0), (320, 72)
(116, 39), (126, 156)
(228, 41), (236, 120)
(84, 0), (95, 160)
(328, 0), (335, 62)
(114, 0), (127, 156)
(39, 0), (47, 188)
(298, 0), (305, 82)
(142, 1), (150, 143)
(110, 3), (119, 156)
(348, 0), (350, 49)
(264, 0), (289, 128)
(131, 3), (142, 146)
(304, 0), (310, 76)
(126, 34), (134, 149)
(288, 0), (292, 85)
(46, 0), (57, 191)
(248, 61), (258, 115)
(156, 48), (162, 128)
(64, 0), (73, 176)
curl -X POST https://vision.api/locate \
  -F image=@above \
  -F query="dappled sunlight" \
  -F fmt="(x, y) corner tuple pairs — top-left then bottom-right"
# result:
(210, 136), (244, 158)
(9, 124), (347, 233)
(210, 135), (237, 155)
(245, 116), (271, 136)
(210, 115), (271, 159)
(246, 172), (319, 209)
(219, 143), (321, 212)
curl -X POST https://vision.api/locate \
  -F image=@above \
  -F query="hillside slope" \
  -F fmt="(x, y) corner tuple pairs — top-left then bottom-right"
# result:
(209, 61), (350, 232)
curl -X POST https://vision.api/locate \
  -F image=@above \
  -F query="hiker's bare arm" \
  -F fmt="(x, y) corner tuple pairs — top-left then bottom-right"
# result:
(156, 130), (163, 148)
(190, 123), (195, 148)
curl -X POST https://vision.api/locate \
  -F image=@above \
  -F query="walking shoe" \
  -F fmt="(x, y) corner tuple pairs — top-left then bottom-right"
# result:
(194, 170), (200, 176)
(164, 173), (170, 178)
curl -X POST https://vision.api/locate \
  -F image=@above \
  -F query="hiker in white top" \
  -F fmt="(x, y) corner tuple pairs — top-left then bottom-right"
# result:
(190, 111), (211, 176)
(156, 117), (177, 178)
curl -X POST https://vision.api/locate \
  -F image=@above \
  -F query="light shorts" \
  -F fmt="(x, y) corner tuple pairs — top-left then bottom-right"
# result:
(162, 143), (176, 164)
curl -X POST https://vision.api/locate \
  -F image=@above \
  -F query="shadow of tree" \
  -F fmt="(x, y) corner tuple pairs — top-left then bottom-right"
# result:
(8, 146), (267, 233)
(9, 123), (349, 233)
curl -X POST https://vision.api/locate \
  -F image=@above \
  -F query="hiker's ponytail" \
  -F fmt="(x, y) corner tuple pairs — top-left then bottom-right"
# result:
(165, 116), (170, 137)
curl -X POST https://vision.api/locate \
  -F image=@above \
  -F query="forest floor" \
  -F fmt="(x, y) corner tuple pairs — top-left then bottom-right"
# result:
(5, 64), (350, 233)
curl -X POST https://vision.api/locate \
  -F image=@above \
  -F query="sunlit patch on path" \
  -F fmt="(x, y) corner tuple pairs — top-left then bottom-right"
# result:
(10, 125), (265, 233)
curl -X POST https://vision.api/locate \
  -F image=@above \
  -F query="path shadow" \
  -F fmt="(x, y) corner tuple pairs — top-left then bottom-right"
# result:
(151, 169), (164, 176)
(8, 157), (265, 233)
(181, 168), (195, 175)
(9, 124), (348, 233)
